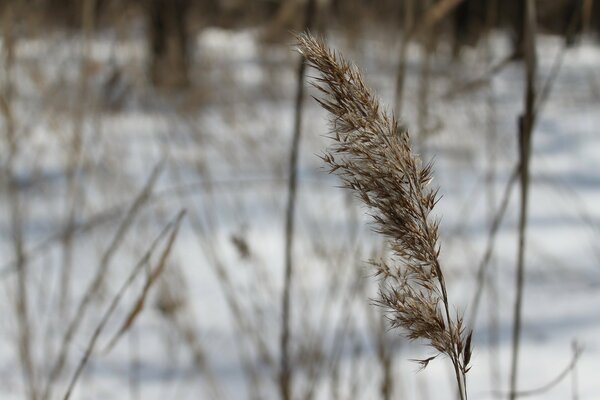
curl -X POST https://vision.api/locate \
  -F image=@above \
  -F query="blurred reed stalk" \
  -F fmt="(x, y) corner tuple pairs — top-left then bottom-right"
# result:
(59, 0), (95, 319)
(297, 32), (472, 400)
(280, 1), (317, 399)
(509, 0), (537, 398)
(393, 0), (414, 117)
(395, 0), (465, 152)
(42, 164), (162, 400)
(482, 0), (502, 390)
(62, 210), (186, 400)
(2, 4), (39, 399)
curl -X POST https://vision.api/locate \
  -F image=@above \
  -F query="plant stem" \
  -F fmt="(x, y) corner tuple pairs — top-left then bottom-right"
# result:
(509, 0), (537, 398)
(280, 1), (317, 399)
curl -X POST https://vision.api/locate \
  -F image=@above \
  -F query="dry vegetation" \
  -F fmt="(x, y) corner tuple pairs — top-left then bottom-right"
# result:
(297, 32), (472, 398)
(0, 0), (599, 399)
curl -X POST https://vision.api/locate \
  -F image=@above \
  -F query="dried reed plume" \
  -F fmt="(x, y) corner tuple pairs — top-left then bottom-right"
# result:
(296, 32), (472, 399)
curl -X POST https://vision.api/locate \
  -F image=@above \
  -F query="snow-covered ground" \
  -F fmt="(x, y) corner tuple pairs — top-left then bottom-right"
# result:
(1, 27), (600, 399)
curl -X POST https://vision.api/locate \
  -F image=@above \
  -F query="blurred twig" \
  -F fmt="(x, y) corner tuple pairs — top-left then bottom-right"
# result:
(469, 0), (584, 332)
(62, 210), (185, 400)
(509, 0), (537, 397)
(280, 1), (317, 398)
(394, 0), (414, 117)
(469, 165), (519, 327)
(492, 342), (582, 399)
(2, 4), (39, 399)
(59, 0), (95, 320)
(42, 162), (163, 400)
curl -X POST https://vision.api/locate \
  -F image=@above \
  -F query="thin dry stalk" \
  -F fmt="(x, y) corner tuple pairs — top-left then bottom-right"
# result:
(301, 240), (364, 400)
(294, 200), (362, 400)
(509, 0), (537, 398)
(61, 210), (185, 400)
(376, 301), (394, 400)
(0, 173), (201, 279)
(102, 226), (176, 353)
(280, 1), (317, 399)
(497, 343), (582, 398)
(571, 341), (580, 400)
(59, 0), (97, 315)
(470, 1), (581, 331)
(443, 52), (518, 99)
(393, 0), (414, 117)
(173, 169), (275, 397)
(396, 0), (465, 116)
(416, 22), (437, 154)
(42, 163), (163, 400)
(168, 157), (275, 396)
(535, 5), (584, 117)
(296, 32), (471, 400)
(156, 270), (224, 400)
(2, 5), (39, 399)
(368, 248), (400, 400)
(469, 166), (519, 326)
(482, 5), (502, 387)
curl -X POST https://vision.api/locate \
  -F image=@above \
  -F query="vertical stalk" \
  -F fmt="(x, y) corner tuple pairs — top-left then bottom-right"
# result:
(571, 341), (579, 400)
(394, 0), (414, 117)
(415, 179), (466, 400)
(484, 0), (501, 391)
(416, 2), (438, 157)
(280, 1), (317, 399)
(2, 4), (38, 399)
(59, 0), (95, 317)
(509, 0), (537, 398)
(376, 304), (393, 400)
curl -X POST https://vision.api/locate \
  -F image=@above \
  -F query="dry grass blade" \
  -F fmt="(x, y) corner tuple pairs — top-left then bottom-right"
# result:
(42, 162), (164, 400)
(296, 32), (471, 400)
(509, 0), (537, 397)
(2, 5), (38, 399)
(102, 210), (182, 353)
(156, 268), (224, 400)
(495, 343), (582, 398)
(280, 2), (317, 399)
(469, 165), (519, 326)
(62, 210), (186, 400)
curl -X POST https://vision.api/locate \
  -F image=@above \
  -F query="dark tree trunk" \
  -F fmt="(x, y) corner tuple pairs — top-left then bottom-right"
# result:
(147, 0), (190, 89)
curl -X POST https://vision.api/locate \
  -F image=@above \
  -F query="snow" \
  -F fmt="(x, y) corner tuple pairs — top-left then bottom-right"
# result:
(1, 27), (600, 399)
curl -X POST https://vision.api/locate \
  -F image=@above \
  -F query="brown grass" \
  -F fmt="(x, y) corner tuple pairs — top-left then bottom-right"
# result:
(297, 32), (472, 400)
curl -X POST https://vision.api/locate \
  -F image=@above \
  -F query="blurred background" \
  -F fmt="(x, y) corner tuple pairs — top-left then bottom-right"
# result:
(0, 0), (599, 399)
